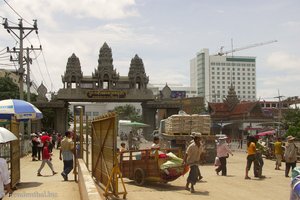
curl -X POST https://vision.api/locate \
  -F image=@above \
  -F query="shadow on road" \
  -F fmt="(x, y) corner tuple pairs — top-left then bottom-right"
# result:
(16, 181), (43, 188)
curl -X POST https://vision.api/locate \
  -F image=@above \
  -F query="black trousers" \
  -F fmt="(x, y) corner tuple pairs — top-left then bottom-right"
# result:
(286, 162), (297, 176)
(216, 157), (227, 176)
(63, 160), (74, 176)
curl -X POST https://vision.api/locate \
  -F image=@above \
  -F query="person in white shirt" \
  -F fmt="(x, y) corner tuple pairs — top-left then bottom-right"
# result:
(183, 132), (203, 193)
(0, 158), (11, 199)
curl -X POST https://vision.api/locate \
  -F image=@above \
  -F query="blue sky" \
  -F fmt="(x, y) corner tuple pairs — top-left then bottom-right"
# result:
(0, 0), (299, 101)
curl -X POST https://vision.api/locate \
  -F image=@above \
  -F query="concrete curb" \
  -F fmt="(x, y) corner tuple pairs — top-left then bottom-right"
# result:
(78, 159), (102, 200)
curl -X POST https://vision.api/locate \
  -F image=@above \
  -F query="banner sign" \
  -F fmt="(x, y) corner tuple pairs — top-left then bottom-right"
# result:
(87, 90), (127, 99)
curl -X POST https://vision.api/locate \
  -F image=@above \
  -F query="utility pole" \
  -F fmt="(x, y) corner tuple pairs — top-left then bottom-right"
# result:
(2, 18), (38, 100)
(274, 90), (284, 137)
(3, 18), (38, 135)
(25, 46), (42, 135)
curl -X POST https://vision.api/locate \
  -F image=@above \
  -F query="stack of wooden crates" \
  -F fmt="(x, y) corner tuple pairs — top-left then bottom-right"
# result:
(165, 114), (211, 135)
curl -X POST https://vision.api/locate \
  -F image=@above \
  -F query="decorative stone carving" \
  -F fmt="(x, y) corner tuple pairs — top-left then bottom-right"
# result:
(161, 83), (172, 99)
(93, 42), (119, 89)
(128, 54), (149, 89)
(61, 53), (83, 88)
(37, 82), (48, 102)
(224, 84), (240, 111)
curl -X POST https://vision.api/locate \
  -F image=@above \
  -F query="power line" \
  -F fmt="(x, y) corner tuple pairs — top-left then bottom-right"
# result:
(3, 0), (33, 26)
(36, 34), (54, 91)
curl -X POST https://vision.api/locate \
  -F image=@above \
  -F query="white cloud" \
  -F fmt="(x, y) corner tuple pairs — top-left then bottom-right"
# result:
(266, 51), (300, 72)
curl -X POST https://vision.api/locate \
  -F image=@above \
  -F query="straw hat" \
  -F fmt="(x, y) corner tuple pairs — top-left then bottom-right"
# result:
(219, 135), (228, 140)
(287, 135), (296, 141)
(191, 132), (202, 138)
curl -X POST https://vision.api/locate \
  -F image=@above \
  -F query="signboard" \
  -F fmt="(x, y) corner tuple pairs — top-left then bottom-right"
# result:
(171, 91), (186, 99)
(87, 90), (127, 99)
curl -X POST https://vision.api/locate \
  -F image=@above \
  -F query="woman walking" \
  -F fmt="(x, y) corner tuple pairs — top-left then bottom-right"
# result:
(37, 141), (57, 176)
(215, 136), (233, 176)
(245, 136), (257, 179)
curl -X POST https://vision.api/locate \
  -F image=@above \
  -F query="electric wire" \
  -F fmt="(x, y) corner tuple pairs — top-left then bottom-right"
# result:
(36, 34), (55, 91)
(3, 0), (33, 26)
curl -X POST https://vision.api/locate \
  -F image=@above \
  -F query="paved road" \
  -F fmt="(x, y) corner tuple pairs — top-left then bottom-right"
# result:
(122, 150), (291, 200)
(3, 149), (80, 200)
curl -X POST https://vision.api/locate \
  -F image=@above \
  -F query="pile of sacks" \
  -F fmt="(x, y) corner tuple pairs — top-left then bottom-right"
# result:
(160, 152), (189, 182)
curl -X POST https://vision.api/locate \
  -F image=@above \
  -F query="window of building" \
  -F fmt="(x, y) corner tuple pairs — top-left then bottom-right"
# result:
(222, 72), (225, 75)
(222, 81), (225, 84)
(216, 63), (220, 66)
(212, 76), (215, 79)
(217, 72), (220, 75)
(237, 68), (240, 71)
(211, 63), (215, 66)
(242, 68), (245, 71)
(86, 112), (91, 116)
(222, 77), (225, 80)
(217, 77), (220, 79)
(93, 112), (99, 116)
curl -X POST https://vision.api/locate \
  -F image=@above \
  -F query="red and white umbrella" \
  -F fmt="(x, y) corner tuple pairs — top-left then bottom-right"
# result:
(257, 130), (276, 137)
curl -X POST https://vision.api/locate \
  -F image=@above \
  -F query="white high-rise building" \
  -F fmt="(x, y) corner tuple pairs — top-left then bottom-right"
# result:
(190, 48), (256, 103)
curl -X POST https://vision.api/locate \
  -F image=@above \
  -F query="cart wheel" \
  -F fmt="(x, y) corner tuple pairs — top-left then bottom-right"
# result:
(134, 168), (145, 185)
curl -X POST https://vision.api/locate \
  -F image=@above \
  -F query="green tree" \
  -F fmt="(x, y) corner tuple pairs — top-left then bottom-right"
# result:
(41, 108), (55, 130)
(113, 104), (141, 122)
(282, 108), (300, 138)
(0, 76), (19, 100)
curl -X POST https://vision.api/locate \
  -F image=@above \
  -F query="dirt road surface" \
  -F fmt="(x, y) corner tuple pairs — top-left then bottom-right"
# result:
(122, 151), (290, 200)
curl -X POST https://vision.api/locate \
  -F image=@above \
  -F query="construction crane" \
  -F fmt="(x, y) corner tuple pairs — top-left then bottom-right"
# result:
(215, 40), (278, 56)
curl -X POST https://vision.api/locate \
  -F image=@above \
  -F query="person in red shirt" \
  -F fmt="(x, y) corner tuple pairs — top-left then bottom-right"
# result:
(37, 141), (57, 176)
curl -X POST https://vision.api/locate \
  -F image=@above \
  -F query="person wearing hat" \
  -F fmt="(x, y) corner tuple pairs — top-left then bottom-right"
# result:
(215, 135), (233, 176)
(183, 132), (204, 193)
(284, 135), (298, 177)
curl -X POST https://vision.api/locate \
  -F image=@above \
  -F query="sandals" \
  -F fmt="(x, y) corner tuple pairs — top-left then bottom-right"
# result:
(244, 176), (251, 180)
